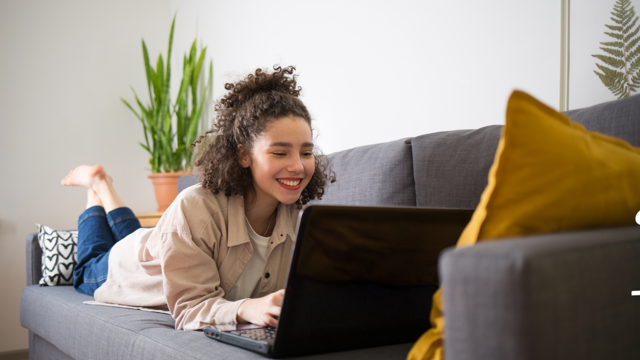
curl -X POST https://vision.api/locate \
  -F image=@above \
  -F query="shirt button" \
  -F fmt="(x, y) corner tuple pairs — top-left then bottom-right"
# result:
(265, 273), (270, 279)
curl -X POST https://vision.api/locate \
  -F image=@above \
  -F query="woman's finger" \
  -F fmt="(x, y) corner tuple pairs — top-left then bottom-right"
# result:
(265, 304), (282, 317)
(272, 289), (285, 306)
(263, 313), (278, 327)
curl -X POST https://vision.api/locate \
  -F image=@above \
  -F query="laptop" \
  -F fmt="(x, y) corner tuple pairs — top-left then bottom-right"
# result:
(204, 205), (473, 358)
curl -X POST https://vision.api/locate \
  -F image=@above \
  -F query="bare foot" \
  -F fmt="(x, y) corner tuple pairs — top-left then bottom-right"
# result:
(61, 165), (108, 189)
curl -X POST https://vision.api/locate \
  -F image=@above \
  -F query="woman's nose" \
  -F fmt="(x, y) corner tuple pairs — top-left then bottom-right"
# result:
(287, 154), (304, 173)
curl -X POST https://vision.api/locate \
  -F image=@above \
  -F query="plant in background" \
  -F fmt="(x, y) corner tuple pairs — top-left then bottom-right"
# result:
(592, 0), (640, 98)
(122, 15), (213, 173)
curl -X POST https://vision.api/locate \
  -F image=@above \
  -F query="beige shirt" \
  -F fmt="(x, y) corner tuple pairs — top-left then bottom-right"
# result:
(94, 184), (298, 330)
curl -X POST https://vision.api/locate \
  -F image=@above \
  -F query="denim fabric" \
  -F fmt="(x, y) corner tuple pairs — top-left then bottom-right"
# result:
(73, 206), (141, 296)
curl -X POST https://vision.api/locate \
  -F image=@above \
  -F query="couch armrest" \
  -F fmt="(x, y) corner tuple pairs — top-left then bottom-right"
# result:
(440, 225), (640, 360)
(26, 232), (41, 286)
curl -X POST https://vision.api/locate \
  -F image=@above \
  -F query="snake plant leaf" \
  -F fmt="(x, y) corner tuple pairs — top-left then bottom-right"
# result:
(192, 47), (207, 112)
(123, 14), (212, 173)
(186, 60), (212, 145)
(593, 0), (640, 98)
(167, 14), (176, 73)
(131, 89), (152, 150)
(121, 98), (142, 120)
(189, 40), (197, 68)
(142, 40), (153, 101)
(175, 61), (193, 108)
(139, 142), (151, 156)
(156, 55), (165, 95)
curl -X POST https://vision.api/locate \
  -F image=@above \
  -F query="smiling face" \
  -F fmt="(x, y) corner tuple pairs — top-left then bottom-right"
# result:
(239, 115), (315, 208)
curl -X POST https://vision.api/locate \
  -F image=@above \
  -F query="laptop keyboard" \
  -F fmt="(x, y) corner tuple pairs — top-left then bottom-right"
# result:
(230, 327), (276, 343)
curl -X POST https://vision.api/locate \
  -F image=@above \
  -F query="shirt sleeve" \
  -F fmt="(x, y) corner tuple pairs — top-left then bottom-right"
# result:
(155, 218), (246, 330)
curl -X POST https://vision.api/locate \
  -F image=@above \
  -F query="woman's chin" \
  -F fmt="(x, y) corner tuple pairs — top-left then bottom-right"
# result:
(277, 193), (302, 205)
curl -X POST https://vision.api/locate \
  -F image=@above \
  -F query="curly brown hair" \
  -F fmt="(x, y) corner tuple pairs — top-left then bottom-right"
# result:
(192, 65), (335, 207)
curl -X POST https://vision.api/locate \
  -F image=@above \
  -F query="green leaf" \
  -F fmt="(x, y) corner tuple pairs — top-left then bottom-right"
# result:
(624, 23), (640, 42)
(600, 40), (624, 48)
(605, 31), (624, 40)
(592, 54), (625, 68)
(166, 13), (175, 85)
(186, 62), (212, 145)
(175, 62), (193, 107)
(139, 142), (151, 155)
(599, 47), (624, 58)
(142, 40), (153, 101)
(606, 24), (624, 32)
(121, 98), (142, 120)
(623, 16), (638, 34)
(191, 47), (207, 108)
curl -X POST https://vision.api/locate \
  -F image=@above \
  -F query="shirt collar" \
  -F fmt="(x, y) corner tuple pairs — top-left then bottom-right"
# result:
(227, 195), (298, 247)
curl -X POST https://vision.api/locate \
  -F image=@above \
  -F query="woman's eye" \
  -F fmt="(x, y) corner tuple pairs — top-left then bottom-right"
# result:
(303, 152), (313, 157)
(273, 152), (286, 156)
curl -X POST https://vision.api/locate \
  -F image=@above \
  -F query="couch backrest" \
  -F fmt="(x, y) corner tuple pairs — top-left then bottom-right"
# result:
(314, 138), (417, 207)
(411, 125), (502, 209)
(565, 93), (640, 147)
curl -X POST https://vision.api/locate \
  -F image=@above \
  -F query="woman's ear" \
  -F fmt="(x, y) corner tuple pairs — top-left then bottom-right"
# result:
(237, 144), (251, 168)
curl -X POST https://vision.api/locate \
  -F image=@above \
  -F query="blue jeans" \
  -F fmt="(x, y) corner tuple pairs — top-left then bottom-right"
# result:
(73, 206), (141, 296)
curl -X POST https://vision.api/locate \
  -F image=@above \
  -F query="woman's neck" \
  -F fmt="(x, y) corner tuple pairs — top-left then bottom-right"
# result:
(244, 194), (279, 237)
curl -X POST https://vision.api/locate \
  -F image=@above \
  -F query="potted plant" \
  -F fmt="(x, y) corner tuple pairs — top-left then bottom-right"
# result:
(122, 15), (212, 211)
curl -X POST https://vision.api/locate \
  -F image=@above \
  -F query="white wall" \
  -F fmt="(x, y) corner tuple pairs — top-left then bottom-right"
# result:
(0, 0), (563, 353)
(0, 1), (171, 352)
(168, 0), (561, 154)
(569, 0), (640, 109)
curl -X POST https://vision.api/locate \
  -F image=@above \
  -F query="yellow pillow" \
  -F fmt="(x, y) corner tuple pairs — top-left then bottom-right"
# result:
(408, 90), (640, 360)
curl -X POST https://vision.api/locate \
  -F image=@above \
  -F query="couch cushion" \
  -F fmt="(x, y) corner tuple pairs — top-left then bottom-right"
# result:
(565, 93), (640, 147)
(21, 285), (414, 360)
(459, 90), (640, 246)
(178, 175), (201, 194)
(315, 138), (416, 206)
(411, 126), (502, 209)
(410, 90), (640, 360)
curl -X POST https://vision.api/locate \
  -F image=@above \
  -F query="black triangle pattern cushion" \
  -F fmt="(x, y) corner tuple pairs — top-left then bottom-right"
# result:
(36, 224), (78, 286)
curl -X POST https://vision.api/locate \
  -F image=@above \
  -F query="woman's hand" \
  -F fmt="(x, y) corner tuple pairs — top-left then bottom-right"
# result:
(236, 289), (284, 327)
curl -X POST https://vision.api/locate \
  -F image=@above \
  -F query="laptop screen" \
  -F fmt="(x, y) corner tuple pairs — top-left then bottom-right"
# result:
(273, 205), (473, 357)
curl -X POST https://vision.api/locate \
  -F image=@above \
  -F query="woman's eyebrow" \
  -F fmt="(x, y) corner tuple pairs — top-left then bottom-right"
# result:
(269, 142), (314, 148)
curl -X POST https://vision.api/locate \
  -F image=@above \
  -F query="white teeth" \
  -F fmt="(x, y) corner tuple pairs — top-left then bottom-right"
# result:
(278, 179), (301, 186)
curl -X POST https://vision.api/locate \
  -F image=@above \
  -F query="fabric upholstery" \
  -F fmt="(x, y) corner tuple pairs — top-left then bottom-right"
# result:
(315, 138), (416, 207)
(26, 233), (42, 287)
(441, 225), (640, 360)
(178, 175), (201, 194)
(565, 93), (640, 147)
(411, 126), (502, 209)
(412, 90), (640, 360)
(459, 90), (640, 246)
(21, 285), (414, 359)
(30, 332), (74, 360)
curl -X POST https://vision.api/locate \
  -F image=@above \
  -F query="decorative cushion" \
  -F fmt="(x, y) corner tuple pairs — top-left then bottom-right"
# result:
(409, 90), (640, 360)
(36, 224), (78, 286)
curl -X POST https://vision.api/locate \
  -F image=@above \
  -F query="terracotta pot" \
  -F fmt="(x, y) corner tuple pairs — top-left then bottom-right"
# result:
(148, 172), (190, 212)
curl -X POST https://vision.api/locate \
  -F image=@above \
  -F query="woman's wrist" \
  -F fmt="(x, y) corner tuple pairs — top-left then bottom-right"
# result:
(236, 298), (252, 324)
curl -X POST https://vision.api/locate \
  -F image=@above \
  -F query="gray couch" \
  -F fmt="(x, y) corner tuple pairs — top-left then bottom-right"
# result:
(21, 94), (640, 359)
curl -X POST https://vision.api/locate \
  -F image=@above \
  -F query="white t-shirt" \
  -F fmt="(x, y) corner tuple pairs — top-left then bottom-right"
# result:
(224, 216), (271, 300)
